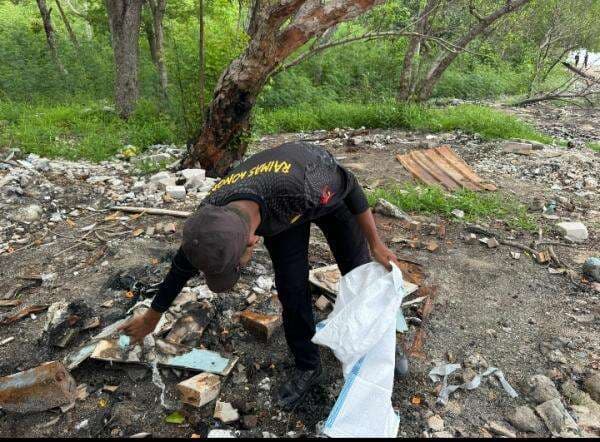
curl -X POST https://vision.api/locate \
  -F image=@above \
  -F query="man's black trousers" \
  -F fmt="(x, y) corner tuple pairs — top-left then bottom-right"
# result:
(263, 203), (371, 370)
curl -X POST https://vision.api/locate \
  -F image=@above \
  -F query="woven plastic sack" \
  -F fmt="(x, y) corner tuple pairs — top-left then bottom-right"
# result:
(312, 262), (405, 438)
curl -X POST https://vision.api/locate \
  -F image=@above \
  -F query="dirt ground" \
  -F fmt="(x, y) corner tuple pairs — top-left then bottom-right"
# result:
(0, 103), (598, 438)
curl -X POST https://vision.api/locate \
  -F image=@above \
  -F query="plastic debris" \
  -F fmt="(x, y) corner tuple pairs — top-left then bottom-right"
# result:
(428, 363), (518, 405)
(164, 410), (185, 424)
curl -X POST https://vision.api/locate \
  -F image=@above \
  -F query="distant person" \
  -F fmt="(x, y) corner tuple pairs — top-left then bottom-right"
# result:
(575, 52), (580, 67)
(584, 52), (589, 68)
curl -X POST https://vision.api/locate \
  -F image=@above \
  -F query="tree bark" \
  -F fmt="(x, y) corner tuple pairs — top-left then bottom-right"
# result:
(105, 0), (144, 119)
(147, 0), (168, 104)
(184, 0), (387, 175)
(55, 0), (79, 48)
(199, 0), (205, 119)
(36, 0), (67, 75)
(397, 0), (438, 101)
(415, 0), (531, 101)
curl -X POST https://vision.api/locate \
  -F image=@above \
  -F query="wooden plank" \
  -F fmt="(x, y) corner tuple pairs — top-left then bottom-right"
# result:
(396, 153), (439, 187)
(424, 148), (481, 191)
(437, 146), (496, 190)
(409, 150), (460, 191)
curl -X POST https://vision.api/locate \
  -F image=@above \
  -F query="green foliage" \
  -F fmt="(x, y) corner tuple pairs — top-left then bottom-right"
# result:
(588, 142), (600, 153)
(0, 100), (179, 161)
(254, 102), (551, 143)
(367, 184), (536, 231)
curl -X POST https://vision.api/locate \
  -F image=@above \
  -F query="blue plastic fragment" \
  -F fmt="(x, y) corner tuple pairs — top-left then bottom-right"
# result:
(167, 348), (230, 374)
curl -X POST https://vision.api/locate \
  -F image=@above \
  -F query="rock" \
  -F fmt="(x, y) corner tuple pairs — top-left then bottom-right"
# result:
(427, 414), (444, 432)
(584, 373), (600, 403)
(502, 141), (534, 155)
(536, 398), (579, 437)
(432, 430), (454, 438)
(166, 185), (186, 200)
(461, 368), (478, 384)
(571, 405), (600, 436)
(255, 275), (274, 291)
(464, 353), (488, 370)
(15, 204), (43, 222)
(149, 171), (171, 183)
(258, 377), (271, 391)
(547, 349), (567, 364)
(528, 374), (561, 404)
(582, 258), (600, 283)
(487, 237), (499, 248)
(556, 221), (588, 243)
(464, 233), (478, 245)
(451, 209), (464, 219)
(372, 198), (411, 221)
(506, 406), (544, 433)
(584, 177), (597, 189)
(485, 421), (516, 438)
(177, 373), (221, 408)
(181, 168), (206, 181)
(561, 380), (600, 415)
(163, 222), (177, 234)
(214, 400), (239, 423)
(242, 415), (258, 430)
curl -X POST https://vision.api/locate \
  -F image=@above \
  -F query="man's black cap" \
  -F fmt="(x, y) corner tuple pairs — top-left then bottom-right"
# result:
(181, 205), (249, 293)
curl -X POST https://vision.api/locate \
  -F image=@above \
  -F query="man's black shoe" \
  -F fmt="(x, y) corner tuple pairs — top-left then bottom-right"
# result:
(277, 365), (326, 410)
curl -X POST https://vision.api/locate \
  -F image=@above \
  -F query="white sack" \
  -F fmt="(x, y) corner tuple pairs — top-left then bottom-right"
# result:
(312, 262), (406, 438)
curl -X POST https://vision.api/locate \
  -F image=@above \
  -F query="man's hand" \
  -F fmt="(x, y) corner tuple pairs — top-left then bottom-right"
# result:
(117, 308), (161, 346)
(371, 241), (401, 271)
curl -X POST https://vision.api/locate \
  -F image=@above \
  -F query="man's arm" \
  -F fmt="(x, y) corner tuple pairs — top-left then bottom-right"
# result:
(342, 170), (400, 270)
(119, 247), (197, 345)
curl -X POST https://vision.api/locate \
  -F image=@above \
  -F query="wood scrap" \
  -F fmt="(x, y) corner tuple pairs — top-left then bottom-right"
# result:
(110, 206), (192, 217)
(0, 304), (49, 325)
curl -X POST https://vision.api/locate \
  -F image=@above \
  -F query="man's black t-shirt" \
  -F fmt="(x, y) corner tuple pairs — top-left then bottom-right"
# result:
(203, 141), (368, 236)
(150, 142), (369, 312)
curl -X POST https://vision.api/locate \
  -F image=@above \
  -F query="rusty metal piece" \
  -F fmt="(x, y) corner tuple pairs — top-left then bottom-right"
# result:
(0, 361), (77, 412)
(0, 304), (49, 325)
(397, 146), (497, 191)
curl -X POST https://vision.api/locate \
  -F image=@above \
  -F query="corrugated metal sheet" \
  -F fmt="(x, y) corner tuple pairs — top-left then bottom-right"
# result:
(397, 145), (496, 192)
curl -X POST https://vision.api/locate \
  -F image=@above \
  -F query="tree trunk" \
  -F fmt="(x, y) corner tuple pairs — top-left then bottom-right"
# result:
(36, 0), (67, 75)
(105, 0), (144, 119)
(415, 0), (531, 101)
(55, 0), (79, 48)
(184, 0), (386, 176)
(397, 0), (438, 101)
(144, 15), (158, 65)
(199, 0), (205, 119)
(147, 0), (168, 104)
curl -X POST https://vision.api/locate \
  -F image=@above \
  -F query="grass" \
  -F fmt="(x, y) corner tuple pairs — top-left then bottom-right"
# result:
(587, 142), (600, 153)
(254, 102), (552, 143)
(0, 100), (180, 162)
(1, 99), (552, 163)
(367, 183), (537, 231)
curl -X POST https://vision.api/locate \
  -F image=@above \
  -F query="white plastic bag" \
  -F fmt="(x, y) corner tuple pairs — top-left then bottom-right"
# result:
(312, 262), (406, 438)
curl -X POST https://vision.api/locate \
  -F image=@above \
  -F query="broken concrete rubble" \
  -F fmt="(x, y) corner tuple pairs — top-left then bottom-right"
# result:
(214, 400), (239, 423)
(0, 361), (77, 413)
(177, 372), (221, 408)
(556, 221), (589, 243)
